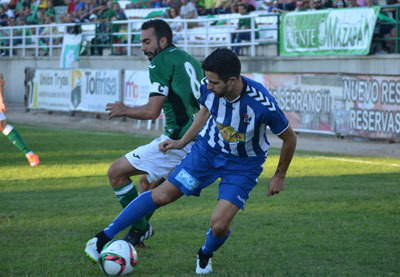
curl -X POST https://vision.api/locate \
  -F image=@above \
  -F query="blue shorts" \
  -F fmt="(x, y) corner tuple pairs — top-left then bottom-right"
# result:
(168, 142), (265, 210)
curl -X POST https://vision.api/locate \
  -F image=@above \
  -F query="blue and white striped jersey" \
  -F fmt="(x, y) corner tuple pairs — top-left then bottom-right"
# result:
(197, 75), (289, 158)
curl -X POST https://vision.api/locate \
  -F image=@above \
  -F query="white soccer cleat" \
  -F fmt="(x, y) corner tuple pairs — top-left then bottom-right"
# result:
(196, 248), (213, 275)
(85, 237), (100, 263)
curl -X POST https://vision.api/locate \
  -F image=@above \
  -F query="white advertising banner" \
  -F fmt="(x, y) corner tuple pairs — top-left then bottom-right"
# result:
(27, 68), (121, 113)
(72, 69), (121, 112)
(27, 69), (71, 111)
(123, 70), (151, 107)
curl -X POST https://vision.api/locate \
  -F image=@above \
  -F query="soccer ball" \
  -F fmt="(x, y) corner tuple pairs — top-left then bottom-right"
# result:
(99, 240), (137, 276)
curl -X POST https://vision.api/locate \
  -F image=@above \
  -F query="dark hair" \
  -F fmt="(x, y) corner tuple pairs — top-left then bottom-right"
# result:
(238, 3), (248, 11)
(167, 6), (180, 18)
(141, 19), (173, 45)
(202, 48), (241, 82)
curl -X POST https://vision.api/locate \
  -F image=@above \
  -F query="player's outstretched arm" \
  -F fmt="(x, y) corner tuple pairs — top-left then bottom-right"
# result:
(159, 105), (210, 154)
(267, 125), (297, 197)
(106, 95), (166, 120)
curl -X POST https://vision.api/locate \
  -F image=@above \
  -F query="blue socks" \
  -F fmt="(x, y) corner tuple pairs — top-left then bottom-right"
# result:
(201, 227), (231, 256)
(104, 191), (158, 239)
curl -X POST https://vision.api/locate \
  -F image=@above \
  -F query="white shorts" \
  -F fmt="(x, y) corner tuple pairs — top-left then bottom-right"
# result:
(0, 112), (5, 121)
(125, 134), (194, 183)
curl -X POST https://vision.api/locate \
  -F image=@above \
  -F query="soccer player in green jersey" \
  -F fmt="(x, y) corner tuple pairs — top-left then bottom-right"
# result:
(0, 74), (40, 167)
(85, 19), (203, 258)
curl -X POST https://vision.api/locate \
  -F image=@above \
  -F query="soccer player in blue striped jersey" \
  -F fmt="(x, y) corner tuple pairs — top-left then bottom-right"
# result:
(85, 49), (297, 274)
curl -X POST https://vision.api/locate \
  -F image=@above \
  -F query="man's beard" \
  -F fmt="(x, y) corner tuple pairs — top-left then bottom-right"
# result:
(144, 45), (162, 61)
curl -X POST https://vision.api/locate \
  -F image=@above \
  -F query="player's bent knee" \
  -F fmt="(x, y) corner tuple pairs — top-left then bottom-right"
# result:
(210, 220), (230, 238)
(107, 163), (129, 188)
(107, 165), (119, 186)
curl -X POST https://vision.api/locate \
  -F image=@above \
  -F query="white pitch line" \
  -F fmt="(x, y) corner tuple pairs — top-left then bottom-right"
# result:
(298, 154), (400, 168)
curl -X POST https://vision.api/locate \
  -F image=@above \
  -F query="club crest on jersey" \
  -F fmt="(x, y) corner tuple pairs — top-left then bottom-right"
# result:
(216, 123), (245, 143)
(242, 113), (252, 124)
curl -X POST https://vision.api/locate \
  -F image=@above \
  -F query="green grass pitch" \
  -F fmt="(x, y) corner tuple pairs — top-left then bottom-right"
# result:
(0, 123), (399, 276)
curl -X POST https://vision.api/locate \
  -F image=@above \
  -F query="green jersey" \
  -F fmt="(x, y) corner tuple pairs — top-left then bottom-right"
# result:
(149, 45), (203, 139)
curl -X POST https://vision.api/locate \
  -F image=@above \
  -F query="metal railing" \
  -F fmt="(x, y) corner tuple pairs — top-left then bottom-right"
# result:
(0, 13), (280, 57)
(1, 6), (399, 57)
(373, 4), (400, 54)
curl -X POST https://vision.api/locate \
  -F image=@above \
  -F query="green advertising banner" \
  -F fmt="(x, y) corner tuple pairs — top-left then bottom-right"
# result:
(280, 7), (380, 56)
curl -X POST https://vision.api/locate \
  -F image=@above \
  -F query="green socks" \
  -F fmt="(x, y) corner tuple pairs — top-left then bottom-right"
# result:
(113, 182), (149, 232)
(3, 125), (31, 154)
(114, 182), (139, 208)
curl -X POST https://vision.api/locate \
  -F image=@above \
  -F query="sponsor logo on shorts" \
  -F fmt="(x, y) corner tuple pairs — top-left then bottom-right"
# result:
(175, 169), (200, 191)
(132, 152), (140, 159)
(236, 195), (246, 205)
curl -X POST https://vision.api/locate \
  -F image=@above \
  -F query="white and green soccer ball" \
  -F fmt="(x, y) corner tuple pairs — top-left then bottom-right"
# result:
(99, 240), (137, 276)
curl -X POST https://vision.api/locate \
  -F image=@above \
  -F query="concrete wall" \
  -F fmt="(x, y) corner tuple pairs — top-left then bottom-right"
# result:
(1, 52), (400, 103)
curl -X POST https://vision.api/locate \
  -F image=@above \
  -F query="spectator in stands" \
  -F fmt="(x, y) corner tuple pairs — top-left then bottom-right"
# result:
(73, 0), (86, 21)
(115, 22), (129, 54)
(89, 0), (115, 55)
(126, 0), (151, 9)
(45, 0), (56, 20)
(283, 0), (298, 10)
(194, 0), (209, 15)
(150, 0), (171, 7)
(293, 0), (309, 10)
(9, 0), (18, 9)
(112, 2), (127, 20)
(0, 6), (8, 26)
(39, 14), (61, 55)
(61, 11), (74, 22)
(110, 15), (123, 55)
(2, 17), (21, 49)
(168, 0), (182, 8)
(75, 0), (87, 12)
(372, 0), (397, 53)
(18, 6), (32, 23)
(4, 4), (15, 19)
(180, 0), (198, 27)
(333, 0), (346, 7)
(385, 0), (399, 22)
(204, 0), (232, 14)
(347, 0), (360, 7)
(15, 17), (34, 45)
(162, 0), (173, 7)
(264, 0), (295, 12)
(180, 0), (198, 19)
(66, 0), (76, 13)
(38, 0), (49, 9)
(365, 0), (373, 7)
(231, 0), (256, 13)
(167, 6), (183, 42)
(309, 0), (324, 9)
(357, 0), (366, 6)
(35, 8), (47, 24)
(79, 0), (100, 22)
(98, 0), (116, 22)
(231, 3), (259, 55)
